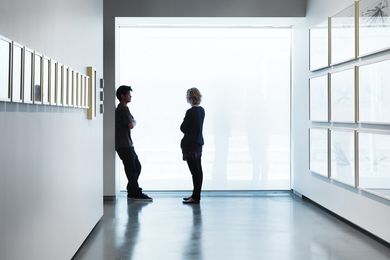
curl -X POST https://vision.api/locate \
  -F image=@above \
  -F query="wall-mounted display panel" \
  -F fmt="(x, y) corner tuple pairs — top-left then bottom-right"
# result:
(331, 3), (357, 65)
(309, 20), (329, 71)
(23, 47), (33, 104)
(0, 36), (11, 101)
(73, 71), (77, 107)
(33, 52), (42, 104)
(331, 129), (356, 187)
(62, 66), (68, 106)
(56, 63), (63, 105)
(359, 0), (390, 57)
(309, 74), (328, 122)
(12, 42), (23, 103)
(87, 67), (96, 119)
(359, 131), (390, 199)
(42, 56), (50, 104)
(68, 68), (73, 106)
(359, 59), (390, 124)
(49, 59), (56, 105)
(310, 128), (329, 177)
(330, 68), (356, 123)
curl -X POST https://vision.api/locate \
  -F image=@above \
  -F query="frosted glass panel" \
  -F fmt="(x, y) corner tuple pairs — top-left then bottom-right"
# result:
(330, 68), (355, 122)
(42, 57), (49, 104)
(118, 27), (291, 190)
(359, 0), (390, 56)
(359, 59), (390, 124)
(310, 21), (328, 71)
(309, 75), (328, 122)
(331, 4), (356, 64)
(359, 132), (390, 199)
(50, 60), (56, 104)
(310, 128), (328, 177)
(331, 130), (355, 186)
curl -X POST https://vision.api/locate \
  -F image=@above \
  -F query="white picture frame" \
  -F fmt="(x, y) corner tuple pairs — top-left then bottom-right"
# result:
(23, 47), (33, 104)
(331, 129), (356, 187)
(33, 52), (42, 104)
(309, 74), (329, 122)
(330, 67), (356, 123)
(358, 59), (390, 124)
(359, 0), (390, 57)
(310, 128), (329, 177)
(11, 41), (23, 103)
(0, 35), (12, 102)
(330, 2), (357, 65)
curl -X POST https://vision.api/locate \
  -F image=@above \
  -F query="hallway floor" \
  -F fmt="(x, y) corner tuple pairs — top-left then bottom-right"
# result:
(73, 192), (390, 260)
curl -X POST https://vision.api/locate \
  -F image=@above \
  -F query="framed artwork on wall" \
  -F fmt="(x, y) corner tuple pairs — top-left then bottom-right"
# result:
(56, 63), (63, 105)
(309, 128), (329, 177)
(42, 56), (50, 104)
(0, 35), (12, 102)
(49, 59), (56, 105)
(359, 0), (390, 57)
(87, 67), (96, 119)
(359, 59), (390, 124)
(330, 2), (357, 65)
(62, 66), (68, 106)
(309, 74), (328, 122)
(330, 129), (356, 187)
(77, 73), (81, 107)
(23, 47), (33, 104)
(68, 68), (74, 106)
(330, 67), (356, 123)
(359, 131), (390, 199)
(85, 76), (89, 108)
(33, 52), (42, 104)
(12, 41), (23, 103)
(309, 20), (329, 71)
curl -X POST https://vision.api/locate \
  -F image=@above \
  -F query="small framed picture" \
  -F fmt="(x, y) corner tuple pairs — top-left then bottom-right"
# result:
(56, 63), (63, 106)
(49, 59), (57, 105)
(62, 65), (68, 106)
(33, 51), (42, 104)
(23, 47), (34, 104)
(68, 68), (74, 106)
(42, 56), (50, 104)
(12, 41), (24, 103)
(0, 35), (12, 102)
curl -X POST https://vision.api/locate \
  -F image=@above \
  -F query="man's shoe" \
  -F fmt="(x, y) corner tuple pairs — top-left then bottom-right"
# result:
(183, 196), (192, 201)
(182, 198), (199, 204)
(133, 193), (153, 201)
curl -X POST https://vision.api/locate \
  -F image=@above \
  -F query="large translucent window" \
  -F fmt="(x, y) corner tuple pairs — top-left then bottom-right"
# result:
(118, 26), (291, 190)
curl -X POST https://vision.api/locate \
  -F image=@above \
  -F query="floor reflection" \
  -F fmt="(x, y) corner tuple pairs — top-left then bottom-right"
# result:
(183, 204), (203, 260)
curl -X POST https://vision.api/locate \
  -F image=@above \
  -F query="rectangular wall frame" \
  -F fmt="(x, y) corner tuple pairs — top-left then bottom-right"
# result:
(23, 47), (33, 104)
(309, 128), (329, 177)
(0, 35), (11, 102)
(330, 2), (358, 65)
(42, 56), (50, 104)
(86, 67), (96, 119)
(330, 67), (357, 123)
(358, 0), (390, 57)
(330, 129), (357, 187)
(309, 20), (329, 71)
(359, 130), (390, 200)
(33, 52), (42, 104)
(309, 74), (329, 122)
(358, 58), (390, 124)
(49, 59), (56, 105)
(12, 41), (23, 103)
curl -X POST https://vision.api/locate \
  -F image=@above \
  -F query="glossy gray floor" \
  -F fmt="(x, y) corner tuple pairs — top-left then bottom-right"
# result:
(73, 192), (390, 260)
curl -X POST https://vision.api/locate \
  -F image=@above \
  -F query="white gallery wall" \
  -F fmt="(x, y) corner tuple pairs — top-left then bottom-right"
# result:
(292, 0), (390, 243)
(0, 0), (103, 259)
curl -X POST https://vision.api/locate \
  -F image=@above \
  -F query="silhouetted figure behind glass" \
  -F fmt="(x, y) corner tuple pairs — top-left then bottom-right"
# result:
(181, 88), (205, 204)
(115, 85), (152, 201)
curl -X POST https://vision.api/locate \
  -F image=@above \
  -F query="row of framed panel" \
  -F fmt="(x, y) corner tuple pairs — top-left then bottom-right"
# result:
(309, 127), (390, 200)
(0, 35), (90, 108)
(309, 0), (390, 71)
(309, 58), (390, 124)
